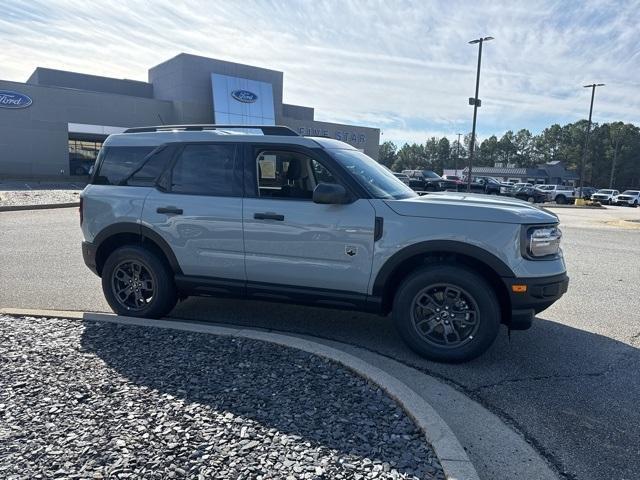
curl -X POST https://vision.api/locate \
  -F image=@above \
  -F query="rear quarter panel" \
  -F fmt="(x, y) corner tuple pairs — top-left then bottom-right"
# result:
(80, 185), (152, 242)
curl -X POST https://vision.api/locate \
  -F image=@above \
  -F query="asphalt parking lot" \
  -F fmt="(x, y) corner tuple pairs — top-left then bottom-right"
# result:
(1, 205), (639, 480)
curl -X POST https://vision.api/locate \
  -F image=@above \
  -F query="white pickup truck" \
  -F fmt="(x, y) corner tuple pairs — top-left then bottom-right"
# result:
(543, 185), (576, 205)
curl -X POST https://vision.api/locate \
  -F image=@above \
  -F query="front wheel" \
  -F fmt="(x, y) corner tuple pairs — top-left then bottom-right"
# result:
(392, 264), (501, 363)
(556, 195), (567, 205)
(102, 245), (177, 318)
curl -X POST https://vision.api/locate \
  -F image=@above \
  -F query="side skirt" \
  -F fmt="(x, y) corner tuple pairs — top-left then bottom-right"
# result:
(174, 274), (383, 314)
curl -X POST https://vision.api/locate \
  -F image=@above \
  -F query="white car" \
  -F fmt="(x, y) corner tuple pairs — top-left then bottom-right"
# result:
(591, 189), (619, 205)
(614, 190), (640, 207)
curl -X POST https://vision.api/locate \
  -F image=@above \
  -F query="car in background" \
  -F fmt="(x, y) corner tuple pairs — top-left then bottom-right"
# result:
(463, 176), (502, 195)
(591, 189), (619, 205)
(502, 182), (533, 195)
(510, 186), (548, 203)
(392, 172), (411, 185)
(402, 170), (459, 191)
(499, 181), (516, 194)
(614, 190), (640, 207)
(544, 185), (576, 204)
(573, 186), (598, 200)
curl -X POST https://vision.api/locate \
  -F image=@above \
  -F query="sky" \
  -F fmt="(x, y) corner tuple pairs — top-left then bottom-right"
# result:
(1, 0), (638, 146)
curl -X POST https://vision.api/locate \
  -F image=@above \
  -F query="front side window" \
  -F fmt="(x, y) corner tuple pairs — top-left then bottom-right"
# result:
(256, 150), (338, 200)
(170, 144), (239, 196)
(330, 149), (417, 200)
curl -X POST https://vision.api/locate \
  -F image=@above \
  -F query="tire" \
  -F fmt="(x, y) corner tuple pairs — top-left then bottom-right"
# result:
(392, 264), (501, 363)
(101, 245), (177, 318)
(634, 200), (638, 208)
(527, 196), (535, 203)
(556, 195), (567, 205)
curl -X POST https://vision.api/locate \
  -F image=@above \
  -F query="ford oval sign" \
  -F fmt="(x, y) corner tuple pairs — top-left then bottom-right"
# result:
(0, 90), (33, 109)
(231, 89), (258, 103)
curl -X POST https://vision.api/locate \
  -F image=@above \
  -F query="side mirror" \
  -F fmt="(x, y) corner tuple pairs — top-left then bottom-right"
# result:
(313, 182), (349, 204)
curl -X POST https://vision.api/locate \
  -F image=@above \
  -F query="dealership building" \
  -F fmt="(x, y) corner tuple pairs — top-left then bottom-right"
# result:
(0, 53), (380, 178)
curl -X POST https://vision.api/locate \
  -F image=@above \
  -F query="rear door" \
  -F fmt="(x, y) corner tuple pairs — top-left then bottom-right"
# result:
(140, 142), (245, 281)
(242, 145), (376, 295)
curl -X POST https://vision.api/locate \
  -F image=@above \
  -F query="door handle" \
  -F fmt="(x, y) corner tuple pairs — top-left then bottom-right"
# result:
(157, 206), (183, 215)
(254, 212), (284, 221)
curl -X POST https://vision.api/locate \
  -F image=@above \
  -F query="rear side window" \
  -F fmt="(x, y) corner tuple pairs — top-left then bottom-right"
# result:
(93, 146), (155, 185)
(170, 144), (240, 196)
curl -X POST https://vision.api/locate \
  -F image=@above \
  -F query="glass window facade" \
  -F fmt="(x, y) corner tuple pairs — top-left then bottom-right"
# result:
(69, 139), (103, 176)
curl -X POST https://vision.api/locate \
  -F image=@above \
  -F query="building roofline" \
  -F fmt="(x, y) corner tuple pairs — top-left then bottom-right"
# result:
(28, 66), (150, 86)
(148, 52), (284, 77)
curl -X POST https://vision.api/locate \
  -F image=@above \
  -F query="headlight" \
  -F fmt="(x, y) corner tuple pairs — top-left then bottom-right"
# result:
(524, 225), (562, 258)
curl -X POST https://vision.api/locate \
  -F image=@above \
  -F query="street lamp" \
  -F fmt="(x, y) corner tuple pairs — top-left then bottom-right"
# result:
(578, 83), (605, 197)
(466, 36), (494, 192)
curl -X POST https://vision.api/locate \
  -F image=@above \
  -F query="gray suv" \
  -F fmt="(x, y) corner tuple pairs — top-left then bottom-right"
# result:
(80, 125), (568, 362)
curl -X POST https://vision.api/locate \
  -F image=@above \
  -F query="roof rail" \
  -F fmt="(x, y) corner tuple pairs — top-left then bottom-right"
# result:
(122, 124), (299, 136)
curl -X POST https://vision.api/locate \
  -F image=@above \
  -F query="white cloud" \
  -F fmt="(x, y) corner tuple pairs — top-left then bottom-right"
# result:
(0, 0), (638, 146)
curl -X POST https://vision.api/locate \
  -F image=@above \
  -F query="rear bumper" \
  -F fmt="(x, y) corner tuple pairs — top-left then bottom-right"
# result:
(82, 241), (99, 276)
(502, 272), (569, 330)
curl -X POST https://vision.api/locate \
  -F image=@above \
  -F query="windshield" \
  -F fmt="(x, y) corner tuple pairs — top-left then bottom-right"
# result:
(622, 191), (640, 195)
(598, 189), (614, 194)
(331, 149), (417, 200)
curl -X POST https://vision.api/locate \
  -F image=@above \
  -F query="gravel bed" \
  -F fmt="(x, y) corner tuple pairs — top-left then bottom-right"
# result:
(0, 316), (444, 479)
(0, 189), (81, 206)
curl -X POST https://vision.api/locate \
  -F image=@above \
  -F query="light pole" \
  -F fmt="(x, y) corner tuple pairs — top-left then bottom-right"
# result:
(455, 132), (462, 174)
(578, 83), (604, 196)
(466, 36), (494, 192)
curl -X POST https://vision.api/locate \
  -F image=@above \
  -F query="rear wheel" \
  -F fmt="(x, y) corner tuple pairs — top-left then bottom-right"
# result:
(102, 245), (177, 318)
(556, 195), (567, 205)
(527, 196), (535, 203)
(392, 264), (501, 363)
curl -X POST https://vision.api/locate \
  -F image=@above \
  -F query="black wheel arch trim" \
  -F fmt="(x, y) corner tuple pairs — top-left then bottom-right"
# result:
(93, 222), (183, 275)
(372, 240), (516, 296)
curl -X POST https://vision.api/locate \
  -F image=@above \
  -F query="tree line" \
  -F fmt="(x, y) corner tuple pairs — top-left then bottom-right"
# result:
(378, 121), (640, 190)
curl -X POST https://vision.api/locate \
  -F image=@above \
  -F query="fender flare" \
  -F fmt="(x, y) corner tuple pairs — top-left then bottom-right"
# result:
(93, 222), (182, 274)
(371, 240), (515, 296)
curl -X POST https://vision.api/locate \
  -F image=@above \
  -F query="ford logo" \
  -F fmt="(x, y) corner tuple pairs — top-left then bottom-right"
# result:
(0, 90), (33, 109)
(231, 89), (258, 103)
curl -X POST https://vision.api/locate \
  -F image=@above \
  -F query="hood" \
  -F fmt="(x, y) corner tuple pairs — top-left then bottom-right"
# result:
(385, 192), (558, 224)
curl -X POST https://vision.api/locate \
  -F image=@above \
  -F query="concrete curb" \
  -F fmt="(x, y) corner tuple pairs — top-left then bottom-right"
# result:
(0, 202), (79, 212)
(0, 307), (479, 480)
(545, 204), (604, 209)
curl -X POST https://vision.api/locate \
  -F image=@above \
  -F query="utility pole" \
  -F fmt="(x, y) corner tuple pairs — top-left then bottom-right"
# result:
(579, 83), (605, 197)
(466, 36), (494, 192)
(609, 130), (623, 189)
(455, 132), (462, 174)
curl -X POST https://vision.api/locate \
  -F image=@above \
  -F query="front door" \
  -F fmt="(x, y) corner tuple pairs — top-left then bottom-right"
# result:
(141, 142), (245, 280)
(242, 147), (376, 294)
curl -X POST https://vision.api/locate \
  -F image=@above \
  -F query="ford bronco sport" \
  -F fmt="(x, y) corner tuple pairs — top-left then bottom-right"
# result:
(80, 125), (568, 362)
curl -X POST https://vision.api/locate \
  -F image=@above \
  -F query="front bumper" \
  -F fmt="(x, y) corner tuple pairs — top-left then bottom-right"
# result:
(502, 272), (569, 330)
(82, 241), (99, 276)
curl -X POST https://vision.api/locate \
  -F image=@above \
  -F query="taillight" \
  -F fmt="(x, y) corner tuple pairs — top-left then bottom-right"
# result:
(79, 197), (83, 226)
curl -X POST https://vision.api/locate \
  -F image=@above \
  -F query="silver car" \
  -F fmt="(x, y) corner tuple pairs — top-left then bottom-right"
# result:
(80, 125), (568, 362)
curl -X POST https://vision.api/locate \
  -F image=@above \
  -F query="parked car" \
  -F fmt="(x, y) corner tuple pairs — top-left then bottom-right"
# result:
(402, 170), (459, 191)
(614, 190), (640, 207)
(499, 181), (516, 194)
(80, 124), (568, 363)
(392, 172), (411, 185)
(576, 186), (598, 200)
(544, 185), (576, 205)
(591, 189), (619, 205)
(462, 176), (502, 195)
(510, 186), (548, 203)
